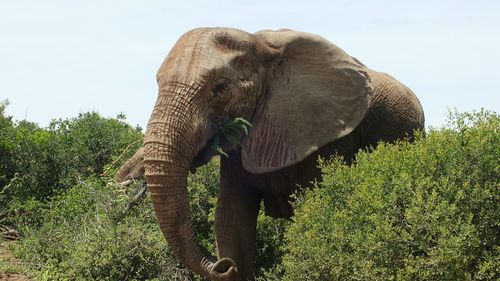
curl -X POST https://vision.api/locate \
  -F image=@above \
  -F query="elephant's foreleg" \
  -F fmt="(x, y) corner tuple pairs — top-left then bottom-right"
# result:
(215, 164), (262, 281)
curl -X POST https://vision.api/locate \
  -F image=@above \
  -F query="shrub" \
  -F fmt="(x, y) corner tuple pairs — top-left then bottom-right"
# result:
(277, 110), (499, 280)
(1, 110), (142, 227)
(255, 213), (289, 278)
(14, 160), (224, 281)
(9, 108), (498, 280)
(15, 176), (188, 281)
(0, 100), (16, 189)
(48, 112), (143, 177)
(188, 159), (220, 254)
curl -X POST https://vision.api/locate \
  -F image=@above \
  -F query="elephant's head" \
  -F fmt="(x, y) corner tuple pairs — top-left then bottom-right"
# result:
(144, 28), (371, 280)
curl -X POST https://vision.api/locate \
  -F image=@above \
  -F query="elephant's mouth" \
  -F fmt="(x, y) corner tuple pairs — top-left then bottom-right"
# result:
(190, 134), (235, 172)
(191, 138), (217, 172)
(190, 129), (243, 172)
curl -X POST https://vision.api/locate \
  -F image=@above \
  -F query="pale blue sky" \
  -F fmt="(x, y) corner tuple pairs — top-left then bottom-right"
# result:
(1, 0), (499, 128)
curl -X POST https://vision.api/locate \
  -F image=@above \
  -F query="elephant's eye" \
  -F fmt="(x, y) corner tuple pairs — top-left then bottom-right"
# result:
(212, 81), (228, 98)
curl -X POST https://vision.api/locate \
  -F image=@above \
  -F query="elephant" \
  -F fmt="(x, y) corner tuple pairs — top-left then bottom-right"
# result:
(116, 28), (425, 281)
(116, 147), (144, 186)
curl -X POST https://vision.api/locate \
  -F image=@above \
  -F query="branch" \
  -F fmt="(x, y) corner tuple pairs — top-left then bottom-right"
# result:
(1, 225), (20, 240)
(114, 183), (148, 222)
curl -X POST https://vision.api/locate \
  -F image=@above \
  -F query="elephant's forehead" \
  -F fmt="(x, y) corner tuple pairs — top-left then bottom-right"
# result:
(156, 28), (254, 83)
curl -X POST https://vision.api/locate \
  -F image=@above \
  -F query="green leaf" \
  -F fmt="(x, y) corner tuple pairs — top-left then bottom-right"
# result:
(216, 146), (228, 158)
(211, 117), (252, 157)
(234, 117), (252, 128)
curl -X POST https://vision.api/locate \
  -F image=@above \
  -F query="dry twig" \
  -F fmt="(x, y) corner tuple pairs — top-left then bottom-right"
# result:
(114, 182), (148, 222)
(1, 225), (20, 240)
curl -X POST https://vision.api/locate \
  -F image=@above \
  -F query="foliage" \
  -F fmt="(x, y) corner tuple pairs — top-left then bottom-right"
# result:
(15, 177), (190, 280)
(0, 109), (142, 227)
(3, 104), (499, 281)
(0, 100), (16, 189)
(13, 161), (225, 281)
(188, 160), (220, 254)
(0, 104), (222, 280)
(47, 112), (142, 176)
(275, 110), (499, 281)
(255, 213), (289, 278)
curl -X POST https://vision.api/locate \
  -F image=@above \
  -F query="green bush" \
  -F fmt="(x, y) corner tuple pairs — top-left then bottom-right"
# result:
(0, 100), (16, 188)
(5, 107), (499, 280)
(188, 159), (220, 254)
(255, 213), (289, 278)
(1, 109), (143, 227)
(15, 178), (185, 280)
(14, 161), (223, 281)
(276, 110), (499, 281)
(48, 112), (142, 177)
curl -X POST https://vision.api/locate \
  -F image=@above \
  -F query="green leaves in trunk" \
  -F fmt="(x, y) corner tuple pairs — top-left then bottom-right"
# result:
(211, 117), (252, 157)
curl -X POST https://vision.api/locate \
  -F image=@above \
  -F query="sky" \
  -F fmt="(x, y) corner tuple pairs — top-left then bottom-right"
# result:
(1, 0), (499, 129)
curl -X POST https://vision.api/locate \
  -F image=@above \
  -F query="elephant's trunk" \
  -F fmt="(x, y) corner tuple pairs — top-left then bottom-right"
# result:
(144, 89), (236, 280)
(145, 157), (208, 273)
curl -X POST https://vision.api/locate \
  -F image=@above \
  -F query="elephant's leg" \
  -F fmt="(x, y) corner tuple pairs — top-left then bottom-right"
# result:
(215, 161), (262, 281)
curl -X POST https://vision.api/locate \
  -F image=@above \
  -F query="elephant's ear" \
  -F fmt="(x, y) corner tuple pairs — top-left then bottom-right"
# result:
(241, 30), (372, 174)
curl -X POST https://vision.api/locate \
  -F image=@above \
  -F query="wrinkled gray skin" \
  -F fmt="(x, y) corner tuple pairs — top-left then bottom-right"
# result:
(116, 147), (144, 186)
(117, 28), (424, 281)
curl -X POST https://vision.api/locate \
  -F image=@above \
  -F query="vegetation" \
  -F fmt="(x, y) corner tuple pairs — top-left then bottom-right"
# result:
(272, 110), (499, 280)
(0, 100), (498, 280)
